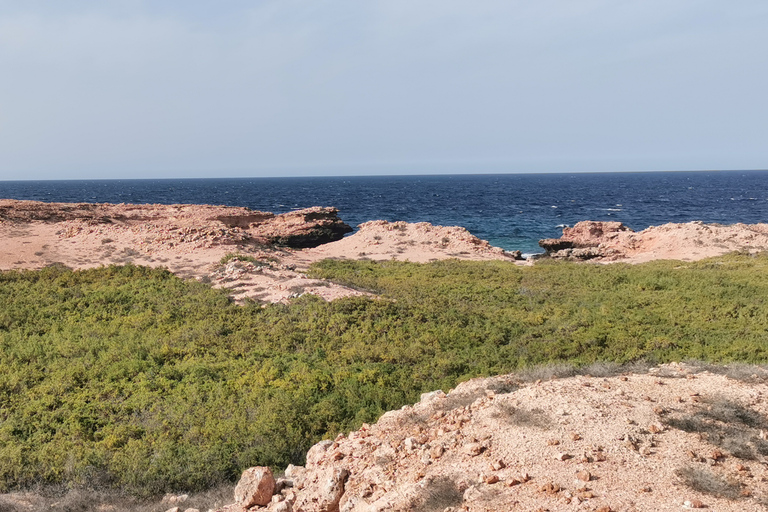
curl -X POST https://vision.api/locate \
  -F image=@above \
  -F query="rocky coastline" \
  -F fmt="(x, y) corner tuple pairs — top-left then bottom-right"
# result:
(0, 200), (522, 303)
(3, 200), (768, 303)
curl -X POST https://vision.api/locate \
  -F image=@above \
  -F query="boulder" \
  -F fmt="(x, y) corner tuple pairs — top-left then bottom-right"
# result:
(234, 466), (277, 508)
(561, 221), (630, 246)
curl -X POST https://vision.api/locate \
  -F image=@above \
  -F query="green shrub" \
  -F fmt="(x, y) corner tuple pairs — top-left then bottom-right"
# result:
(2, 255), (768, 496)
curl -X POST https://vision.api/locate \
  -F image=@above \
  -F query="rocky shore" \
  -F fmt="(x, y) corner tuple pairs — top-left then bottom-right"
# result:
(3, 200), (768, 303)
(0, 200), (522, 303)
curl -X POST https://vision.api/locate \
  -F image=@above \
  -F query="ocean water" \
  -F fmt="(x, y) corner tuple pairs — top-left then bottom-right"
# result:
(1, 171), (767, 255)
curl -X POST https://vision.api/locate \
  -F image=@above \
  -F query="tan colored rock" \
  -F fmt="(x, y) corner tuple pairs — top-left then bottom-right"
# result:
(234, 466), (276, 508)
(462, 442), (484, 456)
(490, 459), (506, 471)
(293, 467), (349, 512)
(403, 437), (420, 451)
(267, 500), (292, 512)
(306, 440), (335, 466)
(162, 494), (189, 505)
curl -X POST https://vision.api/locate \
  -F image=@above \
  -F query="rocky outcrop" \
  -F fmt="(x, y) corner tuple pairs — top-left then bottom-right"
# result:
(0, 199), (525, 304)
(300, 220), (524, 263)
(253, 207), (353, 248)
(539, 221), (630, 260)
(540, 220), (768, 263)
(217, 363), (768, 512)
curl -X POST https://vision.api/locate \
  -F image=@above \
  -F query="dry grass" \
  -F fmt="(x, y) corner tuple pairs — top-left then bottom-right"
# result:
(408, 476), (463, 512)
(675, 467), (741, 500)
(0, 483), (234, 512)
(685, 362), (768, 383)
(436, 389), (487, 412)
(492, 402), (552, 430)
(664, 397), (768, 461)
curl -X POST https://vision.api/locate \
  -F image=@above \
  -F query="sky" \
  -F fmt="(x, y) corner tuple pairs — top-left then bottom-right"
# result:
(0, 1), (766, 180)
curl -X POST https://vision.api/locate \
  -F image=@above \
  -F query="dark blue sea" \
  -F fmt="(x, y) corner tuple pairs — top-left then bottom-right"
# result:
(2, 171), (767, 255)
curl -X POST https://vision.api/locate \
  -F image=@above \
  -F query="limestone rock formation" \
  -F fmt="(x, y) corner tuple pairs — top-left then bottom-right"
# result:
(0, 200), (351, 249)
(540, 220), (768, 262)
(0, 199), (526, 304)
(300, 220), (523, 263)
(252, 207), (353, 248)
(539, 221), (630, 259)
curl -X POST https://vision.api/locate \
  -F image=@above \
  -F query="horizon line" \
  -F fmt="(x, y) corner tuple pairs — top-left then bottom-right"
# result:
(2, 168), (767, 183)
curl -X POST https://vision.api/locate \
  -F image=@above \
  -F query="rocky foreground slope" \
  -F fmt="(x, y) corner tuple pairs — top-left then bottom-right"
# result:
(217, 364), (768, 512)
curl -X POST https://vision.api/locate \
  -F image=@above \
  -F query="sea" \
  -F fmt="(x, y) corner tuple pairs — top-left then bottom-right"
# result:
(1, 170), (767, 256)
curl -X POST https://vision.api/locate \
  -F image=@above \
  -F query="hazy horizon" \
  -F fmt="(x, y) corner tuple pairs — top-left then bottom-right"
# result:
(1, 1), (766, 180)
(3, 168), (768, 184)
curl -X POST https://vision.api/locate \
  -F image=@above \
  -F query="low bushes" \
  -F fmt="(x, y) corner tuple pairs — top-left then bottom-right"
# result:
(1, 254), (768, 495)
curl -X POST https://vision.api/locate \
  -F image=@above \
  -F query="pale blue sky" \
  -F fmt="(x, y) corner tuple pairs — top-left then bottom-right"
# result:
(0, 1), (766, 180)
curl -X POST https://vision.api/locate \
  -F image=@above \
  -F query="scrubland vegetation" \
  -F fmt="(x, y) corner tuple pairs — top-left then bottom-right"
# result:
(2, 254), (768, 496)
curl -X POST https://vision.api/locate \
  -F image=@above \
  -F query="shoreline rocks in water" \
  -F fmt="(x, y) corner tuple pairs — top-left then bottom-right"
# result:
(538, 221), (631, 260)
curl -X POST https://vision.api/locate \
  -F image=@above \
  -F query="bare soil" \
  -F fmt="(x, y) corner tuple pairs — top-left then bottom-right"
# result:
(224, 363), (768, 512)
